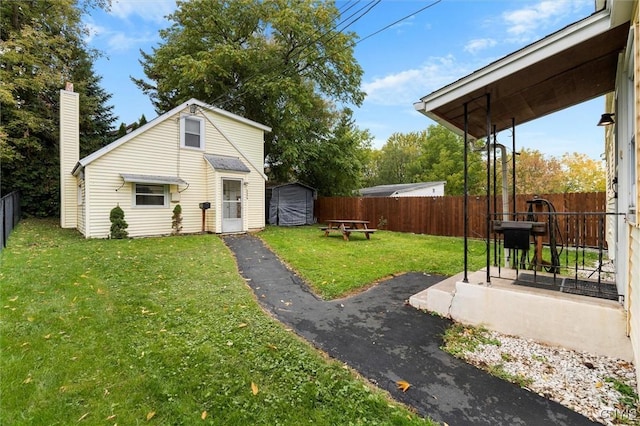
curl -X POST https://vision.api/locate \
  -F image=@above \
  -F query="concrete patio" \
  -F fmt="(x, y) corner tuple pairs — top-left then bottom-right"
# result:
(409, 268), (633, 361)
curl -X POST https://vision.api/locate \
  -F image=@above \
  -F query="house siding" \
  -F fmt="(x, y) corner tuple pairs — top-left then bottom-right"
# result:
(202, 111), (266, 231)
(59, 89), (79, 229)
(79, 104), (267, 238)
(631, 4), (640, 389)
(77, 176), (86, 235)
(630, 226), (639, 375)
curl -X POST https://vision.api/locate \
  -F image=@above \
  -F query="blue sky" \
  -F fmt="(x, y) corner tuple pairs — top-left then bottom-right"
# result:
(84, 0), (606, 160)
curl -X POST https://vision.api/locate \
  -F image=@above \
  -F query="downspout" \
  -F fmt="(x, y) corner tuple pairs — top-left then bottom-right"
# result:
(490, 142), (511, 267)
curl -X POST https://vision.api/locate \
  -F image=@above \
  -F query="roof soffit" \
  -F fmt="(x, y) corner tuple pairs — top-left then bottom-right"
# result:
(414, 11), (630, 139)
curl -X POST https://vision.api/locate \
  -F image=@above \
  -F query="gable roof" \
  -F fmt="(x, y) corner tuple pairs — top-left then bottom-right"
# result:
(360, 181), (446, 197)
(413, 6), (630, 139)
(72, 99), (271, 175)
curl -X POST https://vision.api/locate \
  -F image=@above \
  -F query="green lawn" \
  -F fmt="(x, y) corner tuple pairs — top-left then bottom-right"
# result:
(258, 225), (488, 299)
(1, 219), (433, 425)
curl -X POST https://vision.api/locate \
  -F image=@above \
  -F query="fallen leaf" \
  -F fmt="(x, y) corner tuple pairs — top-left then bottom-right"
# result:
(251, 382), (259, 395)
(396, 380), (411, 392)
(267, 343), (278, 350)
(238, 323), (248, 328)
(146, 411), (156, 421)
(9, 296), (18, 302)
(44, 334), (51, 339)
(226, 341), (233, 346)
(23, 376), (32, 384)
(78, 412), (89, 421)
(201, 411), (207, 420)
(595, 381), (603, 388)
(106, 414), (116, 420)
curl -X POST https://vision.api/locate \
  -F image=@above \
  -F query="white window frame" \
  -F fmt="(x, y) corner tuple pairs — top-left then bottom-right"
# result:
(133, 183), (169, 208)
(180, 115), (205, 150)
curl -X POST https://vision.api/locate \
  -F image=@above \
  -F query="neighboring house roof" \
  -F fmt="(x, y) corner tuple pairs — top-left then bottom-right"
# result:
(72, 98), (271, 176)
(413, 6), (630, 139)
(360, 182), (446, 197)
(204, 154), (250, 173)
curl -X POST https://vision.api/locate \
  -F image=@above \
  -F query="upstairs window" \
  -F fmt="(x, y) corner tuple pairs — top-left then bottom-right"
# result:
(180, 115), (205, 150)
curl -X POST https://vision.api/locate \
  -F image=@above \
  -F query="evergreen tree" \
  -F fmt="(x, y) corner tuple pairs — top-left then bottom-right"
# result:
(0, 0), (115, 216)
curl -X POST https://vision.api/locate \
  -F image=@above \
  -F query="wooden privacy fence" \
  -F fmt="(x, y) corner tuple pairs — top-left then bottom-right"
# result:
(315, 192), (607, 247)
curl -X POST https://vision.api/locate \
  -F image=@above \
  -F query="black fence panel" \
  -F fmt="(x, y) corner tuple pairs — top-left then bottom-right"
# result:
(1, 192), (21, 253)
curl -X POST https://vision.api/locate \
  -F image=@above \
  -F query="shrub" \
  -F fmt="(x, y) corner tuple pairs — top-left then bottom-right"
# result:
(109, 205), (129, 239)
(172, 204), (183, 235)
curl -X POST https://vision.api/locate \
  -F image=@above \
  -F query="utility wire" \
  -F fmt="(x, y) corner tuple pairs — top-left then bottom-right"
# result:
(206, 0), (443, 111)
(356, 0), (442, 45)
(210, 0), (381, 109)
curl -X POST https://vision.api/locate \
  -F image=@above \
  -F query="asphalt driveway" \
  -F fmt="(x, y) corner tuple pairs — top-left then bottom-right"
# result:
(223, 233), (596, 426)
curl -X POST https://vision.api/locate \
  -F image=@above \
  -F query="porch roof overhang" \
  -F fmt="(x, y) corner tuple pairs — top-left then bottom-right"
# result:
(413, 10), (629, 140)
(204, 154), (251, 173)
(121, 173), (188, 186)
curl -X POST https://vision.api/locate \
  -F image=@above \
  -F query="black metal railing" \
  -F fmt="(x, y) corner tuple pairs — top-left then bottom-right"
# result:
(1, 192), (21, 253)
(490, 210), (625, 302)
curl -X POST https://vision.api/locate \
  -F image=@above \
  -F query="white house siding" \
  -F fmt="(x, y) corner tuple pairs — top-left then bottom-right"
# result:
(204, 160), (216, 232)
(631, 6), (639, 389)
(245, 174), (265, 230)
(629, 226), (639, 387)
(77, 176), (86, 235)
(203, 112), (266, 231)
(79, 105), (266, 238)
(59, 89), (79, 229)
(394, 185), (445, 197)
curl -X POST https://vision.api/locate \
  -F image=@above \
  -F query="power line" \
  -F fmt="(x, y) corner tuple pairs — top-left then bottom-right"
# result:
(356, 0), (442, 45)
(211, 1), (381, 109)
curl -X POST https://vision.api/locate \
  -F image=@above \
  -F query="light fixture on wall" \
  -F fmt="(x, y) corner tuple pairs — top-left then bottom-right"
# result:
(189, 104), (197, 114)
(597, 113), (615, 126)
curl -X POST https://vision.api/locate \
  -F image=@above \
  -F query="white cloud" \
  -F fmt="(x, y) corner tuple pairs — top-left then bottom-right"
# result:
(110, 0), (176, 23)
(106, 31), (159, 52)
(83, 20), (106, 44)
(464, 38), (497, 54)
(361, 55), (471, 106)
(502, 0), (590, 38)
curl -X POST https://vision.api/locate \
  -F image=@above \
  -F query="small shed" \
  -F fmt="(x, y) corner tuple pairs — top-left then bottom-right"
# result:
(268, 183), (316, 226)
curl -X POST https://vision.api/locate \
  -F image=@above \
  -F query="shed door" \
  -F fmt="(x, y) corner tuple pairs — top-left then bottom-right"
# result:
(222, 179), (243, 233)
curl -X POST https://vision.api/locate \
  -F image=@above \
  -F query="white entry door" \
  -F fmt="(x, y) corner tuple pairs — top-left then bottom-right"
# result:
(222, 179), (243, 233)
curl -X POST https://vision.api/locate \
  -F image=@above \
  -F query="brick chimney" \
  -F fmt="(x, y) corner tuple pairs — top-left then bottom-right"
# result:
(60, 82), (79, 229)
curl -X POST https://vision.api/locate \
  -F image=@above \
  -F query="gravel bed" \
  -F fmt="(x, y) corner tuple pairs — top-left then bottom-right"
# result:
(458, 330), (638, 425)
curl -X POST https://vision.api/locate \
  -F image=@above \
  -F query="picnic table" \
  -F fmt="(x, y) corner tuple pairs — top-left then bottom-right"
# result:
(320, 219), (376, 241)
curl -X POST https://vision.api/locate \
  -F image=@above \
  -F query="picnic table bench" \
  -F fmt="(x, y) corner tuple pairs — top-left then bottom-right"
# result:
(321, 219), (376, 241)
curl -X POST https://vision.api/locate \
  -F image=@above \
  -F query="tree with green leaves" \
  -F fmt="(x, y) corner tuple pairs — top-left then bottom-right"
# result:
(0, 0), (115, 216)
(414, 125), (485, 195)
(560, 152), (605, 193)
(510, 148), (564, 195)
(297, 108), (372, 196)
(133, 0), (365, 187)
(369, 126), (485, 195)
(373, 132), (423, 185)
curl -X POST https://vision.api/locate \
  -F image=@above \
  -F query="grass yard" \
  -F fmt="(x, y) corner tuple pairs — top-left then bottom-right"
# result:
(0, 219), (433, 425)
(258, 225), (488, 299)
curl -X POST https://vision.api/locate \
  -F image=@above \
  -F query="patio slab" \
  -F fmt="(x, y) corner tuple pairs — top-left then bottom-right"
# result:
(409, 269), (633, 361)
